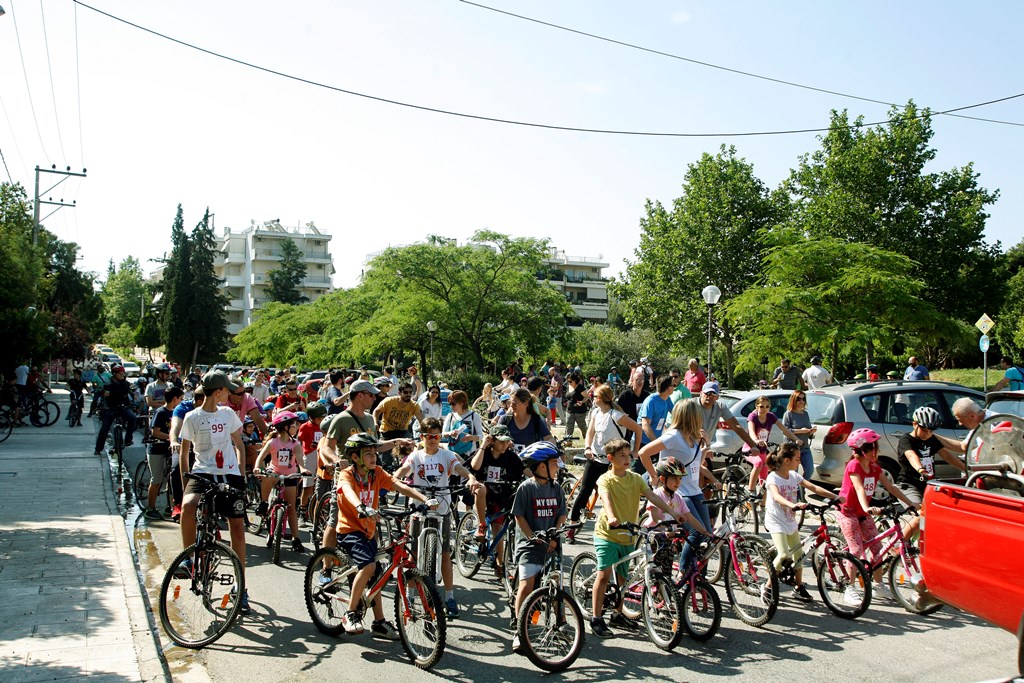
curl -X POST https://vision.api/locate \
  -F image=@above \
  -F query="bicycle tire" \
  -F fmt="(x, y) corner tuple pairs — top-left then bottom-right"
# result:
(271, 506), (285, 565)
(620, 565), (645, 622)
(518, 586), (585, 672)
(641, 577), (685, 651)
(311, 494), (332, 551)
(67, 400), (80, 427)
(453, 511), (483, 578)
(812, 528), (848, 574)
(30, 402), (48, 428)
(724, 538), (779, 627)
(568, 551), (598, 619)
(159, 541), (244, 649)
(560, 472), (579, 512)
(134, 461), (150, 506)
(113, 424), (125, 454)
(304, 547), (352, 636)
(500, 526), (516, 597)
(888, 551), (943, 615)
(42, 400), (60, 427)
(817, 550), (871, 619)
(421, 531), (440, 587)
(733, 497), (760, 536)
(305, 491), (319, 525)
(395, 569), (447, 670)
(0, 412), (12, 444)
(705, 544), (726, 585)
(680, 578), (722, 641)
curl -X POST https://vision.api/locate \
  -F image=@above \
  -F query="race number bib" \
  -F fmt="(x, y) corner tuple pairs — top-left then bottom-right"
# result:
(276, 449), (292, 467)
(920, 455), (934, 476)
(863, 476), (877, 497)
(312, 432), (322, 445)
(486, 466), (502, 483)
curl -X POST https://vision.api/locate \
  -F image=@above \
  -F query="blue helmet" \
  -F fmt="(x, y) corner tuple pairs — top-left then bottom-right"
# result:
(519, 441), (564, 470)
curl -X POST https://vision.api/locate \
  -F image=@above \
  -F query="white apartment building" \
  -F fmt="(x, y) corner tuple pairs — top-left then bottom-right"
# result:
(215, 220), (335, 335)
(541, 249), (610, 325)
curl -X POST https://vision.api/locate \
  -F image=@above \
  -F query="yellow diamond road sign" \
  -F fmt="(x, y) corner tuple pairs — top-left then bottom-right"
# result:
(976, 314), (995, 335)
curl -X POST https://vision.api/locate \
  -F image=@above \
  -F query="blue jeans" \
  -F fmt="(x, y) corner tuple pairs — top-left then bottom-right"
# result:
(95, 406), (137, 454)
(679, 492), (714, 570)
(800, 448), (814, 479)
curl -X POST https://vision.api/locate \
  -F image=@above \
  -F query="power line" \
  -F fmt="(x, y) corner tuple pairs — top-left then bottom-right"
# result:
(72, 1), (1024, 139)
(9, 0), (51, 160)
(0, 147), (13, 185)
(74, 1), (86, 164)
(39, 0), (68, 162)
(0, 93), (30, 182)
(457, 0), (1024, 128)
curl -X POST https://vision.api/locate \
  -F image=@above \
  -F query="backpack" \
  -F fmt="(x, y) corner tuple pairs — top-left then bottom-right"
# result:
(447, 411), (477, 455)
(1008, 366), (1024, 391)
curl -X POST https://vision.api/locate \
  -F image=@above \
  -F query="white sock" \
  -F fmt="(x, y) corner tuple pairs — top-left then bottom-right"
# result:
(445, 590), (454, 601)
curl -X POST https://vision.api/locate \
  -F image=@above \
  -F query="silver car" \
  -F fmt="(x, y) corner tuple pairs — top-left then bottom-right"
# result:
(709, 389), (798, 463)
(805, 380), (984, 488)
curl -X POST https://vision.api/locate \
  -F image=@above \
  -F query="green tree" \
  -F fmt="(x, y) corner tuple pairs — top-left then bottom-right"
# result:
(45, 239), (104, 340)
(994, 240), (1024, 362)
(266, 238), (308, 305)
(188, 209), (229, 364)
(611, 146), (787, 385)
(161, 205), (193, 364)
(101, 256), (146, 332)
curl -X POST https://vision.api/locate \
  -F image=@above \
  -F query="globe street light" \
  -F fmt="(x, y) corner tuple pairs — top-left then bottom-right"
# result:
(426, 320), (437, 376)
(701, 285), (722, 380)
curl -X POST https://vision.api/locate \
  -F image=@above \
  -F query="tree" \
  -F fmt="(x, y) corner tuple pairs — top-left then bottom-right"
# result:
(187, 209), (229, 364)
(266, 238), (308, 305)
(161, 205), (193, 364)
(100, 256), (145, 332)
(995, 240), (1024, 362)
(611, 146), (787, 385)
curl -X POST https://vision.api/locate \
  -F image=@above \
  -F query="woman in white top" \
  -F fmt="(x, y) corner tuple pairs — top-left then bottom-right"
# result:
(442, 390), (483, 459)
(569, 384), (641, 525)
(414, 385), (443, 437)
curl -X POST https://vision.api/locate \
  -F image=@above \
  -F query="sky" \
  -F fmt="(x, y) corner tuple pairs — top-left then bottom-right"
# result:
(2, 0), (1022, 291)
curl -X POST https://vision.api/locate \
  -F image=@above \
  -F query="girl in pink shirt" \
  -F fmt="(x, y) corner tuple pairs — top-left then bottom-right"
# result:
(254, 411), (311, 553)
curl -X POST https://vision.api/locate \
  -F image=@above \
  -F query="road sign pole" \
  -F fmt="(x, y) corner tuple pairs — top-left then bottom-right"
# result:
(979, 333), (991, 392)
(984, 350), (988, 391)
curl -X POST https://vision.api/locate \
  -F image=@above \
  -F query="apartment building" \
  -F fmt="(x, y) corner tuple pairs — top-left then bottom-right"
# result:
(215, 220), (335, 334)
(540, 249), (610, 325)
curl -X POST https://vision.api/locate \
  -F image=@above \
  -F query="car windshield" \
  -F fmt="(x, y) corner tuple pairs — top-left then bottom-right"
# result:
(988, 397), (1024, 419)
(719, 395), (741, 411)
(806, 393), (839, 425)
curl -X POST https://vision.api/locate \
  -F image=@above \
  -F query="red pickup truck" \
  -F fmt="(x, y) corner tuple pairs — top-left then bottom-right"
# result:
(921, 413), (1024, 676)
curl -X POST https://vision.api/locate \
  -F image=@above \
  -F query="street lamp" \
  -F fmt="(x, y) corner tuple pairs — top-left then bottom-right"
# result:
(701, 285), (722, 380)
(426, 320), (437, 376)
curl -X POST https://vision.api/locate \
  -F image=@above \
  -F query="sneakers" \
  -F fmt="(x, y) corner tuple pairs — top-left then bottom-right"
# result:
(371, 619), (400, 641)
(446, 597), (460, 619)
(607, 612), (637, 630)
(144, 507), (162, 521)
(843, 586), (864, 607)
(318, 569), (339, 594)
(256, 501), (268, 517)
(343, 611), (364, 635)
(238, 589), (251, 615)
(590, 617), (612, 637)
(511, 633), (523, 653)
(475, 524), (487, 541)
(170, 505), (182, 522)
(291, 539), (308, 554)
(565, 526), (577, 544)
(791, 585), (813, 603)
(173, 558), (194, 579)
(873, 582), (893, 601)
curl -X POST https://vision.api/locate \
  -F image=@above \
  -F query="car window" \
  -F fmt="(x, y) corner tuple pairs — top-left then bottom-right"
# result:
(883, 390), (946, 427)
(987, 397), (1024, 418)
(719, 395), (740, 412)
(942, 391), (983, 416)
(859, 394), (883, 423)
(805, 394), (839, 425)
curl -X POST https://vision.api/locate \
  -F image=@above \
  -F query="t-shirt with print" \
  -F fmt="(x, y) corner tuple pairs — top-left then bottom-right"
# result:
(511, 478), (566, 565)
(765, 470), (804, 534)
(638, 394), (672, 445)
(265, 435), (301, 476)
(594, 470), (647, 546)
(297, 421), (322, 455)
(336, 466), (395, 538)
(897, 432), (945, 493)
(146, 380), (169, 406)
(470, 447), (525, 507)
(179, 406), (243, 476)
(376, 396), (422, 433)
(643, 487), (690, 526)
(839, 459), (882, 518)
(653, 429), (703, 496)
(405, 447), (461, 516)
(589, 408), (627, 464)
(325, 409), (378, 445)
(744, 412), (778, 453)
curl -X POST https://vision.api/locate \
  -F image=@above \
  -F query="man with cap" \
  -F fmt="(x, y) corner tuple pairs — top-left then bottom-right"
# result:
(177, 370), (251, 613)
(690, 381), (760, 462)
(371, 376), (392, 413)
(802, 356), (832, 390)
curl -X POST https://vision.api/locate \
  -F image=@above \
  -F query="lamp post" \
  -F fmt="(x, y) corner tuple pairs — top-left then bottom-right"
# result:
(701, 285), (722, 380)
(426, 320), (437, 377)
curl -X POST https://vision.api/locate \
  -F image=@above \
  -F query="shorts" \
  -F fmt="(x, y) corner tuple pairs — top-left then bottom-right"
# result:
(268, 470), (300, 488)
(412, 514), (453, 553)
(897, 483), (923, 506)
(184, 474), (246, 519)
(516, 536), (558, 581)
(303, 450), (317, 487)
(146, 450), (170, 485)
(338, 531), (378, 569)
(594, 537), (633, 575)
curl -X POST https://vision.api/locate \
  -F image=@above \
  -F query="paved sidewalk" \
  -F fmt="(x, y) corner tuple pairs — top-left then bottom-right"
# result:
(0, 391), (167, 683)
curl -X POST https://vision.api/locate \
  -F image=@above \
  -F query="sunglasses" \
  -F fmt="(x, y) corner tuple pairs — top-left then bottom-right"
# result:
(423, 433), (442, 440)
(795, 397), (807, 402)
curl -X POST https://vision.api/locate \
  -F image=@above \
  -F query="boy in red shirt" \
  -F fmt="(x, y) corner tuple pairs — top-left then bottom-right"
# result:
(298, 403), (328, 517)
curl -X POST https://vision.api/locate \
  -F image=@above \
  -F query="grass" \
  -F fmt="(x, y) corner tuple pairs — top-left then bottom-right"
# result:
(930, 368), (1002, 392)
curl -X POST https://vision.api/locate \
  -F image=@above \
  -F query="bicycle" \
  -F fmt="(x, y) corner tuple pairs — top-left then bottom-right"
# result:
(17, 389), (61, 428)
(513, 522), (586, 671)
(304, 504), (447, 670)
(0, 410), (11, 444)
(254, 471), (307, 564)
(406, 480), (466, 588)
(569, 521), (688, 651)
(135, 450), (173, 517)
(454, 480), (519, 595)
(158, 474), (245, 649)
(66, 389), (84, 428)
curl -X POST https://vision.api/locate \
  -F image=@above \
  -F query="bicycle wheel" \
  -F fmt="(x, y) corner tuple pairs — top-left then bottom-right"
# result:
(271, 506), (285, 565)
(454, 510), (483, 578)
(888, 551), (943, 615)
(159, 541), (244, 649)
(135, 461), (151, 506)
(641, 577), (684, 651)
(30, 402), (49, 428)
(705, 544), (727, 585)
(500, 526), (517, 597)
(311, 494), (332, 550)
(560, 472), (579, 512)
(620, 565), (645, 622)
(0, 412), (12, 444)
(680, 578), (722, 641)
(395, 569), (446, 670)
(518, 586), (586, 672)
(724, 538), (779, 627)
(66, 401), (79, 427)
(732, 498), (760, 536)
(304, 547), (352, 636)
(568, 551), (598, 618)
(42, 400), (60, 427)
(816, 549), (870, 619)
(113, 425), (124, 453)
(421, 531), (439, 586)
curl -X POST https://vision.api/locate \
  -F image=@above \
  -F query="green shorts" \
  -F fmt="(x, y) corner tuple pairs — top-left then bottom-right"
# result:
(594, 538), (633, 576)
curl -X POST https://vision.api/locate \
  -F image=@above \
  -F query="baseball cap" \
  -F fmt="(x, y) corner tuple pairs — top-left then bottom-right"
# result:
(810, 355), (822, 364)
(701, 381), (721, 395)
(373, 376), (392, 387)
(499, 393), (511, 402)
(349, 379), (380, 395)
(489, 424), (513, 441)
(202, 370), (241, 393)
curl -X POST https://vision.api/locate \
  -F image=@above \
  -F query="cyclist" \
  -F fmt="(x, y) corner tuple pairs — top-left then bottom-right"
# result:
(146, 363), (173, 411)
(510, 441), (567, 653)
(335, 433), (435, 637)
(895, 406), (966, 535)
(94, 365), (138, 456)
(642, 457), (710, 541)
(254, 410), (311, 554)
(837, 428), (917, 606)
(67, 368), (87, 427)
(299, 402), (328, 518)
(177, 371), (250, 613)
(88, 363), (112, 418)
(144, 386), (184, 520)
(469, 424), (525, 553)
(373, 382), (423, 470)
(273, 378), (307, 419)
(743, 395), (800, 497)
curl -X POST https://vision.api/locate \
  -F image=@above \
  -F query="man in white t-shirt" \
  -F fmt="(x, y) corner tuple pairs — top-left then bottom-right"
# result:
(802, 356), (832, 390)
(178, 370), (250, 612)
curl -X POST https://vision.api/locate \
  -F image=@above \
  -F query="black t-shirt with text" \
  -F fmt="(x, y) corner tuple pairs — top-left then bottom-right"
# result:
(897, 432), (945, 492)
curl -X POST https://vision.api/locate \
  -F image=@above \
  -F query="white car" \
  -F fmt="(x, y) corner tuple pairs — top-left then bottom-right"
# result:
(121, 361), (141, 378)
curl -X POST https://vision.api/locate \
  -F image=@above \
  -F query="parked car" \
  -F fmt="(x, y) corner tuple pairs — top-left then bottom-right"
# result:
(102, 353), (122, 366)
(986, 391), (1024, 419)
(121, 361), (141, 378)
(708, 389), (796, 463)
(806, 380), (985, 488)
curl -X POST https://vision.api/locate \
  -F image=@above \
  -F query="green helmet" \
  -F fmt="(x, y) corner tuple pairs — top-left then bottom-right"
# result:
(306, 402), (328, 419)
(655, 458), (683, 478)
(344, 433), (380, 459)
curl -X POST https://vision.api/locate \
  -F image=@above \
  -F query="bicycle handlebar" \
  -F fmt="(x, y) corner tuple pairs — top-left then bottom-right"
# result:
(529, 521), (582, 544)
(184, 472), (245, 496)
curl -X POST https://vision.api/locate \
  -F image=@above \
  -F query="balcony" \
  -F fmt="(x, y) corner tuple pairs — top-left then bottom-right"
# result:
(302, 277), (332, 287)
(253, 247), (331, 263)
(224, 275), (246, 287)
(227, 298), (245, 311)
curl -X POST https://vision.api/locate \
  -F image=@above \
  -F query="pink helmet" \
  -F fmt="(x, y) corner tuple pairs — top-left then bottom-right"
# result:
(846, 428), (881, 450)
(271, 410), (298, 427)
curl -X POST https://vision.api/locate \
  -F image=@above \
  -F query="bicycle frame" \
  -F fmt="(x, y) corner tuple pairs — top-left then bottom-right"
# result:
(858, 514), (911, 573)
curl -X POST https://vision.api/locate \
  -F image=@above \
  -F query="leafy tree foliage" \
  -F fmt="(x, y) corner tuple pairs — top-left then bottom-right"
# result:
(266, 237), (308, 305)
(101, 257), (145, 332)
(161, 205), (192, 364)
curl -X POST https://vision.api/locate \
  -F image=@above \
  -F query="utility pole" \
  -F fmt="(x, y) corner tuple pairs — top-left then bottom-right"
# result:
(33, 165), (87, 245)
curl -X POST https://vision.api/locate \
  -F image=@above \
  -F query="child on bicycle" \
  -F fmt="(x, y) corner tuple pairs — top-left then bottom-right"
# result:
(837, 428), (917, 605)
(642, 458), (711, 578)
(764, 442), (840, 603)
(743, 396), (800, 497)
(511, 441), (567, 653)
(469, 424), (526, 571)
(393, 417), (481, 619)
(254, 410), (311, 554)
(335, 433), (435, 637)
(590, 438), (690, 638)
(298, 403), (328, 521)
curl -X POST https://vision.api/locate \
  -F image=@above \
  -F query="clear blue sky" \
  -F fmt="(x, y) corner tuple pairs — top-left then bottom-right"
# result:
(2, 0), (1021, 289)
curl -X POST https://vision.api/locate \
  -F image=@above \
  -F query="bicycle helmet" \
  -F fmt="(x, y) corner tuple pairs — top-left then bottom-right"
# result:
(846, 428), (882, 450)
(655, 458), (683, 478)
(319, 413), (336, 433)
(912, 406), (942, 430)
(243, 416), (254, 425)
(155, 363), (171, 374)
(519, 441), (564, 470)
(111, 364), (125, 374)
(305, 402), (327, 419)
(136, 377), (148, 387)
(344, 433), (380, 458)
(271, 410), (299, 428)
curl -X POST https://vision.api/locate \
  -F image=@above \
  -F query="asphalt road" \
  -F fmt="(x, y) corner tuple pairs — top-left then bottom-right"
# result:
(107, 438), (1019, 683)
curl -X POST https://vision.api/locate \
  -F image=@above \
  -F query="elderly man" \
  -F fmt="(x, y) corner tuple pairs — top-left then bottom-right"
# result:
(933, 398), (992, 454)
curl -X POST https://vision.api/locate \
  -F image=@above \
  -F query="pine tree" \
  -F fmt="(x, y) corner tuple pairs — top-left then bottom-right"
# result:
(161, 205), (194, 365)
(188, 208), (229, 364)
(266, 237), (308, 305)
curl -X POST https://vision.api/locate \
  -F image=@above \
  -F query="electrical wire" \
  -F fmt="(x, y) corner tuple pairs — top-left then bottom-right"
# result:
(74, 1), (86, 165)
(72, 1), (1024, 138)
(0, 148), (13, 185)
(40, 0), (69, 163)
(458, 0), (1024, 128)
(9, 0), (51, 161)
(0, 93), (30, 182)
